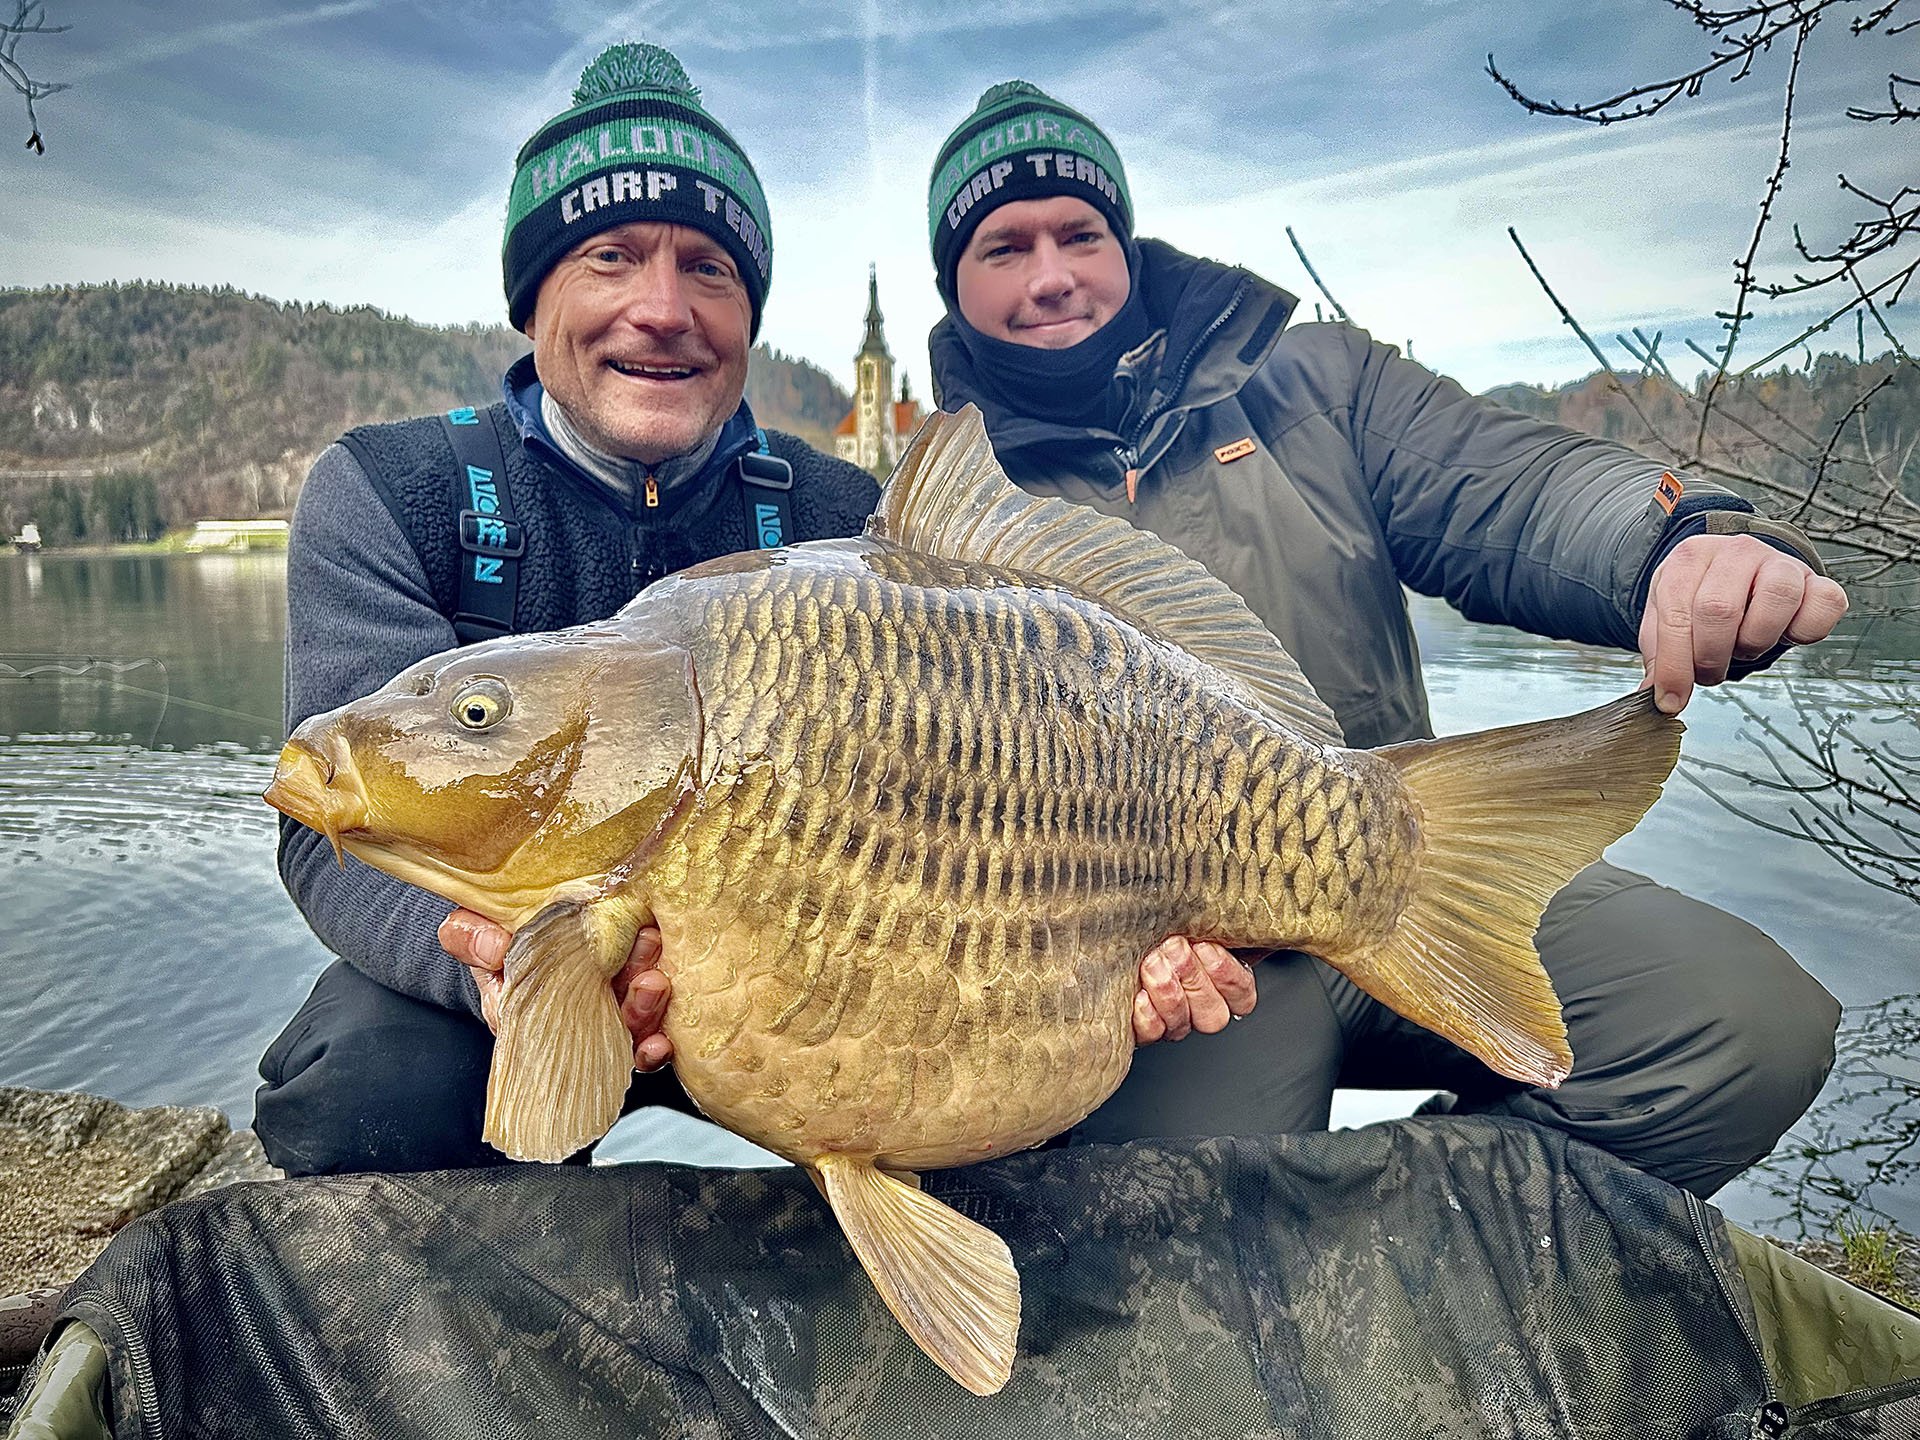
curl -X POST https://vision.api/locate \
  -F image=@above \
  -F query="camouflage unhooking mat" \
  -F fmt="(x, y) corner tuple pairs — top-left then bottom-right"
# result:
(11, 1116), (1920, 1438)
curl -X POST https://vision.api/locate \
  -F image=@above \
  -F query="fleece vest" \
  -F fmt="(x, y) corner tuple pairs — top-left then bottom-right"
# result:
(339, 403), (880, 636)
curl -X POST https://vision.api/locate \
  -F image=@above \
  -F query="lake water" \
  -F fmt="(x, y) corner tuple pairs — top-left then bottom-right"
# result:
(2, 550), (1915, 1233)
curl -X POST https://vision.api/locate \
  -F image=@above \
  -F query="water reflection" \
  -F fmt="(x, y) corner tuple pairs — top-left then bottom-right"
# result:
(0, 552), (284, 753)
(1750, 995), (1920, 1239)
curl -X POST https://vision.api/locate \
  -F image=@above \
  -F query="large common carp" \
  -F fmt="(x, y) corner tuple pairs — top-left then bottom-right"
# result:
(265, 405), (1682, 1394)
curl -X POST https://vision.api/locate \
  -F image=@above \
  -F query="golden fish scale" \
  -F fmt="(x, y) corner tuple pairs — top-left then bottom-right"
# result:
(638, 548), (1417, 1171)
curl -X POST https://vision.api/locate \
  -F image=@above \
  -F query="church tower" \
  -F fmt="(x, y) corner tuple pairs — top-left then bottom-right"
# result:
(854, 265), (896, 472)
(835, 265), (922, 473)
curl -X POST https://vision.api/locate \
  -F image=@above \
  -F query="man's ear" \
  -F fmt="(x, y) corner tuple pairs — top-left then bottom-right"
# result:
(522, 310), (538, 342)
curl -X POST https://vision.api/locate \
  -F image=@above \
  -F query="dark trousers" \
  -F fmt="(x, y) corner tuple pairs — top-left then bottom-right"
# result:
(257, 862), (1839, 1197)
(253, 961), (701, 1176)
(1071, 861), (1840, 1196)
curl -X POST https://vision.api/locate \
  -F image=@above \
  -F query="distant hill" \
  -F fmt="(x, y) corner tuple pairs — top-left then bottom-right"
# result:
(1481, 356), (1920, 503)
(4, 281), (1911, 549)
(0, 281), (850, 545)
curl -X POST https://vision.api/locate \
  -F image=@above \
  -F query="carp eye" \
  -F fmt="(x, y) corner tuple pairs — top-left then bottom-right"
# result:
(451, 678), (511, 731)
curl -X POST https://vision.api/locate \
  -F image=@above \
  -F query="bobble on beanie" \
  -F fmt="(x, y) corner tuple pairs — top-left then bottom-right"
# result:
(502, 43), (773, 335)
(926, 80), (1133, 299)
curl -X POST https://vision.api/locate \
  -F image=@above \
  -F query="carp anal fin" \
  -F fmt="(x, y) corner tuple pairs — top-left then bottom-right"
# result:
(483, 900), (633, 1163)
(1338, 689), (1683, 1087)
(817, 1155), (1020, 1396)
(870, 405), (1343, 746)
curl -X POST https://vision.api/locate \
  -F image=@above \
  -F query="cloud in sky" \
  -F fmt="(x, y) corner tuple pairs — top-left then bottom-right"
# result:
(4, 0), (1907, 396)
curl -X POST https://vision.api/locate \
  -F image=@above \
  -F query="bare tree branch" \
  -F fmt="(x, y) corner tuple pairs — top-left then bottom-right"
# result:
(1485, 1), (1816, 126)
(1695, 14), (1813, 451)
(1493, 0), (1919, 389)
(1, 0), (68, 154)
(1284, 226), (1351, 324)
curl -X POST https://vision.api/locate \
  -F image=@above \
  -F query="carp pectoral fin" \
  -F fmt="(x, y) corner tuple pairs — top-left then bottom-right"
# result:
(816, 1156), (1019, 1396)
(1345, 689), (1684, 1088)
(482, 901), (633, 1164)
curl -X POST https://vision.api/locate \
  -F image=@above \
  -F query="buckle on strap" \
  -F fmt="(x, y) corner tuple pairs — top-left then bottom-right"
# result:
(738, 451), (793, 491)
(458, 509), (525, 558)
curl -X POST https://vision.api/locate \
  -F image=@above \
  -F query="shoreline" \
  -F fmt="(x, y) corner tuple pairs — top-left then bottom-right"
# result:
(5, 539), (288, 558)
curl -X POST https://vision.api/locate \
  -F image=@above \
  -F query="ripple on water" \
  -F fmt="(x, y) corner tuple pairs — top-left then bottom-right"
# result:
(0, 735), (323, 1121)
(0, 737), (280, 850)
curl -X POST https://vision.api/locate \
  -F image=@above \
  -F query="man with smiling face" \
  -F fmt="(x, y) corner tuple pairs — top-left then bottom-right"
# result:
(257, 47), (1227, 1177)
(923, 81), (1852, 1198)
(254, 43), (879, 1175)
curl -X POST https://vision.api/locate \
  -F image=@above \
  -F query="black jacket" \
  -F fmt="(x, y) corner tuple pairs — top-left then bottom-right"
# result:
(933, 239), (1818, 748)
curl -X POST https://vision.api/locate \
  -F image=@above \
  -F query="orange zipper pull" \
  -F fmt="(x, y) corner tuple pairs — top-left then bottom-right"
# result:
(644, 475), (659, 509)
(1124, 468), (1140, 504)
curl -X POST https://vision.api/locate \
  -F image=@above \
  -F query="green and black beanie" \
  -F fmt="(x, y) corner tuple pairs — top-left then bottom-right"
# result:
(927, 80), (1133, 298)
(503, 43), (773, 336)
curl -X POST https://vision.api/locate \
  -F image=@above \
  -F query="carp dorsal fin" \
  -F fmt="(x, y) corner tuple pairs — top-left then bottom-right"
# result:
(869, 405), (1344, 745)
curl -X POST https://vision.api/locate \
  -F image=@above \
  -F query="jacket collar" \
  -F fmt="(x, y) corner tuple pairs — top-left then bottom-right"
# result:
(929, 239), (1297, 460)
(500, 354), (762, 517)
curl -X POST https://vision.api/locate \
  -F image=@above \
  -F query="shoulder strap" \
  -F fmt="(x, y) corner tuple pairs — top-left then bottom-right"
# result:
(737, 427), (795, 549)
(441, 406), (524, 645)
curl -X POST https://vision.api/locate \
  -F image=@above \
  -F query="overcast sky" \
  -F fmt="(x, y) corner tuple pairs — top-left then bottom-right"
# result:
(3, 0), (1908, 399)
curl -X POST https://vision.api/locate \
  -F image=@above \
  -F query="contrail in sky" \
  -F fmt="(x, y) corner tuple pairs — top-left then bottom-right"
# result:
(863, 0), (882, 207)
(59, 0), (382, 83)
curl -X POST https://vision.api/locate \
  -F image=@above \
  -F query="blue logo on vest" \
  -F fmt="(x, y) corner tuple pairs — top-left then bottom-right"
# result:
(472, 517), (513, 551)
(466, 465), (498, 515)
(473, 556), (503, 584)
(753, 501), (783, 548)
(448, 407), (480, 426)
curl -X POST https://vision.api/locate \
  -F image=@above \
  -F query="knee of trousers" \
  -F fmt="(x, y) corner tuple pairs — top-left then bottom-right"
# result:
(254, 968), (499, 1176)
(1522, 873), (1842, 1194)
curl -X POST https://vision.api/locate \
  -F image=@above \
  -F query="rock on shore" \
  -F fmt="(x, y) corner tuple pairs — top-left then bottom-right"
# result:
(0, 1085), (283, 1374)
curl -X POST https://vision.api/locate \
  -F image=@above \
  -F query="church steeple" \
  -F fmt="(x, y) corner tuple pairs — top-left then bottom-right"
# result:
(834, 264), (921, 476)
(858, 263), (891, 363)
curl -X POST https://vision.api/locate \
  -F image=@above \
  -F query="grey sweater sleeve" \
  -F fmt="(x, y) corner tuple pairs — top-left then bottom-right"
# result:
(277, 442), (482, 1017)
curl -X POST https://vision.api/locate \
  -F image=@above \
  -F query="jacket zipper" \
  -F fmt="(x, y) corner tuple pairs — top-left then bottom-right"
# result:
(1118, 281), (1248, 502)
(1686, 1191), (1787, 1437)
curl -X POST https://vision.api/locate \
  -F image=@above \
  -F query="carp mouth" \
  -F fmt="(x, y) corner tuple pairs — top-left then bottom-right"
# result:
(264, 738), (368, 867)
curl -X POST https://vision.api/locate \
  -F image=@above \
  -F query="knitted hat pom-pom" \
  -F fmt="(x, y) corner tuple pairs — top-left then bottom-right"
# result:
(573, 42), (700, 104)
(975, 79), (1043, 108)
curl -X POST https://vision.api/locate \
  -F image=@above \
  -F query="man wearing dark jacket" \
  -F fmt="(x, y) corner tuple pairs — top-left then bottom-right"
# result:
(259, 50), (1212, 1177)
(923, 81), (1851, 1197)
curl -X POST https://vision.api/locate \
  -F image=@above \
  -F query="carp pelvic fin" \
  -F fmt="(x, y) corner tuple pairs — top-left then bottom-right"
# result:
(816, 1155), (1020, 1396)
(482, 900), (635, 1163)
(872, 405), (1343, 744)
(1346, 689), (1684, 1087)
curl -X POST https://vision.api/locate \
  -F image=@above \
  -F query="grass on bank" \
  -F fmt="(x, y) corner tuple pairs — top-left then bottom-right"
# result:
(11, 525), (289, 556)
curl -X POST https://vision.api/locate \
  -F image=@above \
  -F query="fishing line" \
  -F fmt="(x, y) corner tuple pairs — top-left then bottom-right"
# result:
(16, 669), (277, 729)
(0, 654), (175, 750)
(0, 655), (281, 745)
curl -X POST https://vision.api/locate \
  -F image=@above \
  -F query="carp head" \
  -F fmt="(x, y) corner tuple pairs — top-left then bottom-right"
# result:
(265, 628), (701, 926)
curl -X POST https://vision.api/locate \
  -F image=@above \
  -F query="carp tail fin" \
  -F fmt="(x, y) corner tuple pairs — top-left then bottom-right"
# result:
(817, 1156), (1020, 1396)
(483, 901), (633, 1163)
(1337, 688), (1683, 1087)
